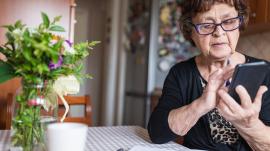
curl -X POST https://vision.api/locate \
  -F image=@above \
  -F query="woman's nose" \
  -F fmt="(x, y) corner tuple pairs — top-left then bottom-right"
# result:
(212, 25), (225, 37)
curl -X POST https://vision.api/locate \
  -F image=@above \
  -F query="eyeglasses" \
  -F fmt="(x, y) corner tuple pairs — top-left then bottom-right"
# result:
(190, 16), (243, 35)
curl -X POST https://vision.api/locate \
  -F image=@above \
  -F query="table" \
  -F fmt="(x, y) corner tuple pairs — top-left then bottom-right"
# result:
(0, 126), (195, 151)
(0, 130), (9, 151)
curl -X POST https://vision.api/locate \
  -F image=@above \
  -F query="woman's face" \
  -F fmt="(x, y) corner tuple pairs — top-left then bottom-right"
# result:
(191, 3), (240, 60)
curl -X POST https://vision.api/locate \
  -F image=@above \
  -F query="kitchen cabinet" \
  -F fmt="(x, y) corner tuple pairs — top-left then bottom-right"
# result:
(268, 1), (270, 22)
(243, 0), (270, 35)
(249, 0), (269, 25)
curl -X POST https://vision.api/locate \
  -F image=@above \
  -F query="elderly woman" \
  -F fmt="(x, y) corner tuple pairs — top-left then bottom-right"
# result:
(147, 0), (270, 150)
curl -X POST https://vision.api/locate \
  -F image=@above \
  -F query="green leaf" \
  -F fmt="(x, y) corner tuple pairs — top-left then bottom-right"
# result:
(0, 46), (4, 52)
(52, 16), (62, 24)
(51, 53), (59, 63)
(15, 20), (21, 27)
(34, 49), (42, 57)
(23, 29), (30, 38)
(0, 62), (15, 83)
(22, 47), (32, 61)
(22, 64), (32, 71)
(89, 41), (101, 47)
(0, 62), (13, 75)
(5, 32), (15, 43)
(16, 95), (23, 102)
(53, 40), (63, 50)
(0, 73), (15, 83)
(14, 20), (24, 29)
(2, 25), (14, 31)
(37, 63), (50, 74)
(41, 12), (50, 28)
(48, 25), (65, 32)
(28, 89), (37, 99)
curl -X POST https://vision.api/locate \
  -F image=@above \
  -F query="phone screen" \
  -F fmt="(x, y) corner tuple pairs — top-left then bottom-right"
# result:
(228, 61), (269, 104)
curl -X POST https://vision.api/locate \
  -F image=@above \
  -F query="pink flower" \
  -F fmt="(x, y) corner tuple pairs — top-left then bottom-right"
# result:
(27, 96), (45, 106)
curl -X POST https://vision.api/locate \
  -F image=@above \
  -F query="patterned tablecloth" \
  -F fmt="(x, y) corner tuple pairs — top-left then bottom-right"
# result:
(0, 130), (9, 151)
(0, 126), (195, 151)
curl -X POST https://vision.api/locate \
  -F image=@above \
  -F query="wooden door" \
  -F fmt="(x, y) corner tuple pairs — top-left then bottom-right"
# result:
(249, 0), (257, 25)
(268, 0), (270, 23)
(248, 0), (268, 25)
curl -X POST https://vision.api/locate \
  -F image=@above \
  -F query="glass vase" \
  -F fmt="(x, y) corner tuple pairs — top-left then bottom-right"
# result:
(11, 80), (58, 151)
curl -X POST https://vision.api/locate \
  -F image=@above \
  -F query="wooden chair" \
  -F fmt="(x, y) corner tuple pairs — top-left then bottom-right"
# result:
(5, 93), (13, 129)
(0, 93), (13, 130)
(58, 95), (92, 126)
(3, 94), (92, 129)
(0, 78), (21, 129)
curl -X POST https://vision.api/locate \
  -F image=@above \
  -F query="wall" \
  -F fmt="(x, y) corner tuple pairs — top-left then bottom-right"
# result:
(237, 31), (270, 61)
(0, 0), (70, 44)
(74, 0), (107, 126)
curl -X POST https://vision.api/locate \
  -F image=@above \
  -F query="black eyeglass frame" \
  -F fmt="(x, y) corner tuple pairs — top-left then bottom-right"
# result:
(190, 16), (244, 35)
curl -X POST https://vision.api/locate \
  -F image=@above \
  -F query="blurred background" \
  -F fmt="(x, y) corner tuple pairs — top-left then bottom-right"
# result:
(0, 0), (270, 128)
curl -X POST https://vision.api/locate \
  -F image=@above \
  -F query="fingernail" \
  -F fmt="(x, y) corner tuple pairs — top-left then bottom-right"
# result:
(263, 86), (268, 92)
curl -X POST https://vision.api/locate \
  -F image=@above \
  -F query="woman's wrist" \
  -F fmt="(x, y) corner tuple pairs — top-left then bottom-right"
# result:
(168, 102), (204, 136)
(192, 97), (213, 116)
(235, 119), (270, 143)
(168, 107), (189, 135)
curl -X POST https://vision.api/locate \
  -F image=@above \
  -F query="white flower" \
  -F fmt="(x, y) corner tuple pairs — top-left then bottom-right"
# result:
(63, 40), (75, 54)
(12, 28), (23, 35)
(12, 29), (24, 49)
(53, 75), (80, 95)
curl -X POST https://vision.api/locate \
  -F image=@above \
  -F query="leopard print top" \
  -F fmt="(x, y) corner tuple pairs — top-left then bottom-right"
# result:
(208, 108), (239, 144)
(200, 77), (239, 144)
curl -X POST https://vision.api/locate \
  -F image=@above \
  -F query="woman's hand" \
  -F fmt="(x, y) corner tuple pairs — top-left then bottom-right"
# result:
(199, 65), (234, 113)
(217, 85), (270, 151)
(217, 85), (268, 129)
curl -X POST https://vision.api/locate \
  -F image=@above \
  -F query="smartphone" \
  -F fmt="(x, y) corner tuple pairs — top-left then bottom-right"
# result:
(228, 61), (269, 104)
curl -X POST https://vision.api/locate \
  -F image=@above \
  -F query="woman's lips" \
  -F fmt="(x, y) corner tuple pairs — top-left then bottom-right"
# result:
(211, 43), (227, 47)
(212, 43), (226, 45)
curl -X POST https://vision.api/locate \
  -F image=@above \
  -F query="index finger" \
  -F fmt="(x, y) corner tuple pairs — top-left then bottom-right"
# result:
(218, 88), (243, 113)
(222, 64), (234, 81)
